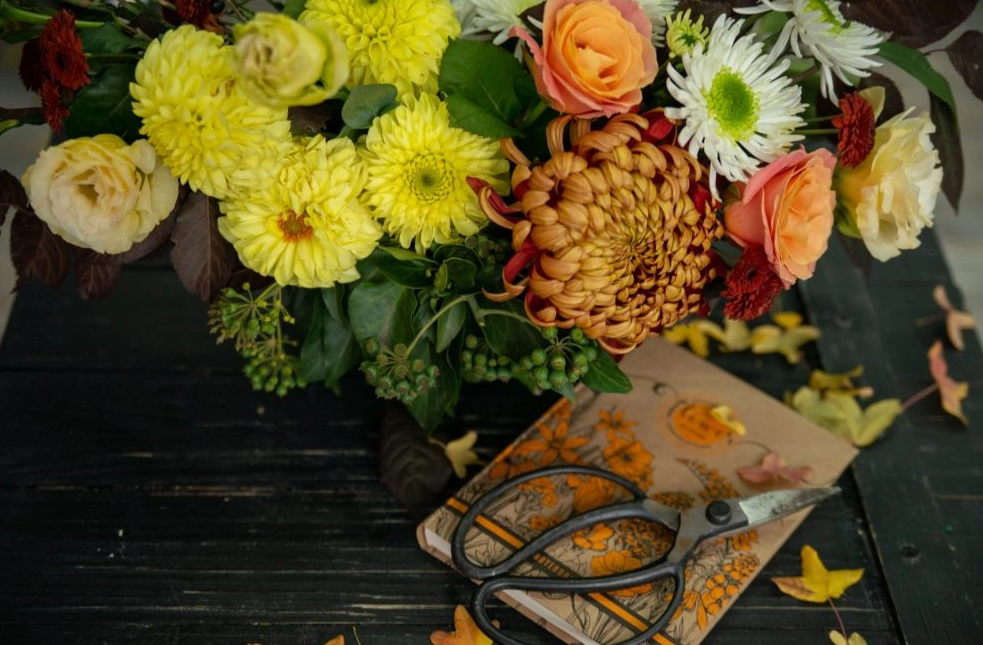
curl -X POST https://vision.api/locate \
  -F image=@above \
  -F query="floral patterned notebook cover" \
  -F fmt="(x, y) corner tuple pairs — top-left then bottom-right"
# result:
(417, 339), (857, 645)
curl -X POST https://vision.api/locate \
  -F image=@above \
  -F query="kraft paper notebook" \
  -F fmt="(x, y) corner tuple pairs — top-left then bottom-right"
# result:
(417, 338), (857, 645)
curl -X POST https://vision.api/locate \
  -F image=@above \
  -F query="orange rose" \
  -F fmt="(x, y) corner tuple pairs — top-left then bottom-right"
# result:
(724, 148), (836, 286)
(513, 0), (658, 118)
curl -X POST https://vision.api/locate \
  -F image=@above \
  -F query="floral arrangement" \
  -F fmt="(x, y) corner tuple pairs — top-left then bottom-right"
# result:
(0, 0), (979, 434)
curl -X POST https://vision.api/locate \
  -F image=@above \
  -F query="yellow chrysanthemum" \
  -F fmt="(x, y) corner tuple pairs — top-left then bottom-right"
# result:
(300, 0), (460, 98)
(130, 25), (292, 200)
(360, 93), (509, 253)
(218, 136), (383, 288)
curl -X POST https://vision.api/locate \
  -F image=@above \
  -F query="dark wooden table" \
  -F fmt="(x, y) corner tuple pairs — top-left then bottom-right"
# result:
(1, 231), (980, 645)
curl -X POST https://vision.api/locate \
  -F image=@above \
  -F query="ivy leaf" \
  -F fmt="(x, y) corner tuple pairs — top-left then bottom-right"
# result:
(9, 210), (71, 290)
(771, 545), (863, 604)
(581, 346), (632, 394)
(169, 191), (234, 302)
(441, 430), (482, 478)
(932, 284), (976, 351)
(376, 403), (453, 518)
(737, 452), (813, 485)
(430, 605), (496, 645)
(928, 340), (969, 424)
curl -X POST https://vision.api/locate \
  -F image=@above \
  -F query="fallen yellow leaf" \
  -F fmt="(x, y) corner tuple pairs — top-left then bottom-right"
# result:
(786, 387), (900, 447)
(324, 637), (345, 645)
(928, 340), (969, 424)
(663, 323), (711, 358)
(808, 366), (874, 399)
(431, 605), (495, 645)
(750, 324), (821, 363)
(710, 404), (746, 436)
(829, 631), (868, 645)
(772, 311), (804, 330)
(772, 545), (863, 603)
(443, 430), (482, 478)
(699, 318), (753, 353)
(933, 284), (976, 351)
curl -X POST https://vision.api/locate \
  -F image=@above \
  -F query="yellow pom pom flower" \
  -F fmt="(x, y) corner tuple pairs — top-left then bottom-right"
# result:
(218, 136), (383, 288)
(130, 25), (292, 200)
(300, 0), (460, 98)
(359, 92), (509, 253)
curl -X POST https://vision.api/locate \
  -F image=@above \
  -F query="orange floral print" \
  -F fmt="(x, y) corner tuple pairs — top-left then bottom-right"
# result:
(571, 523), (614, 551)
(529, 514), (565, 533)
(603, 436), (654, 488)
(589, 550), (652, 597)
(516, 419), (589, 466)
(519, 475), (559, 507)
(567, 473), (619, 513)
(595, 408), (637, 439)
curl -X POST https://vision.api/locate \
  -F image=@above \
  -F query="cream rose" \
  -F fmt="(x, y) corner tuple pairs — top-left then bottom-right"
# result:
(513, 0), (658, 118)
(22, 134), (179, 254)
(233, 13), (348, 108)
(835, 108), (942, 261)
(724, 148), (836, 286)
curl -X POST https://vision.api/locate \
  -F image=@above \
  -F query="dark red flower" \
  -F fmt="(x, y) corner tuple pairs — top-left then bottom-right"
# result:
(39, 79), (70, 132)
(18, 38), (43, 93)
(171, 0), (225, 34)
(832, 92), (876, 168)
(39, 9), (90, 91)
(721, 245), (785, 321)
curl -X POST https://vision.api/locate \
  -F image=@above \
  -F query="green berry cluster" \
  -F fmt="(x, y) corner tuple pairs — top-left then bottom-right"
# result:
(461, 334), (512, 383)
(360, 339), (439, 405)
(207, 283), (305, 397)
(516, 326), (598, 392)
(464, 233), (510, 266)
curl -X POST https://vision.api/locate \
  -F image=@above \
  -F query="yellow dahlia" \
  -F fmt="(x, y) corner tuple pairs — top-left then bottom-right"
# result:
(218, 135), (383, 288)
(300, 0), (460, 98)
(476, 113), (725, 354)
(360, 92), (509, 253)
(130, 25), (292, 200)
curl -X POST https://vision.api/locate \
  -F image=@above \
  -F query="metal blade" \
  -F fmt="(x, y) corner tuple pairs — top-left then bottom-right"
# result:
(738, 487), (840, 528)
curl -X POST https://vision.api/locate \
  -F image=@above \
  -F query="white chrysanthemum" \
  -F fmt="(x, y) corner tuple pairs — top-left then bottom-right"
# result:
(451, 0), (540, 45)
(665, 16), (805, 195)
(636, 0), (679, 47)
(737, 0), (884, 99)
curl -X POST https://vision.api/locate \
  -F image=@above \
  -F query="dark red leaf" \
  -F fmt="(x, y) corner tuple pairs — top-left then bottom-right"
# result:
(930, 93), (964, 212)
(843, 0), (976, 49)
(288, 102), (334, 135)
(9, 211), (71, 290)
(0, 169), (30, 231)
(169, 191), (235, 302)
(76, 250), (122, 299)
(946, 30), (983, 103)
(376, 402), (452, 518)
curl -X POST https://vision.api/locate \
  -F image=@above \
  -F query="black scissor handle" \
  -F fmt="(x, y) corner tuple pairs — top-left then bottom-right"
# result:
(452, 465), (657, 579)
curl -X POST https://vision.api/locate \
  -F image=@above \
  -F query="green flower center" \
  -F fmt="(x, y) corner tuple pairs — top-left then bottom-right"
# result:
(407, 153), (453, 203)
(706, 68), (759, 140)
(805, 0), (843, 32)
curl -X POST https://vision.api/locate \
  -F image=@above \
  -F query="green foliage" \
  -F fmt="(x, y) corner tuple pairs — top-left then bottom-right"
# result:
(341, 84), (398, 130)
(63, 63), (143, 141)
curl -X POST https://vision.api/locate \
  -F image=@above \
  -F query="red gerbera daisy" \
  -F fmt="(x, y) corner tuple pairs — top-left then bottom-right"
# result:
(832, 92), (876, 168)
(721, 245), (785, 321)
(39, 79), (70, 132)
(38, 9), (90, 91)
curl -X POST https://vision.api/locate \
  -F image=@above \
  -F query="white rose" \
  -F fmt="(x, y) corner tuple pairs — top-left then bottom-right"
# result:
(835, 108), (943, 261)
(22, 134), (179, 254)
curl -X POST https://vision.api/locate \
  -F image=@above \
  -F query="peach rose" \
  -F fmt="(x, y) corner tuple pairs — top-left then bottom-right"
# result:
(724, 148), (836, 287)
(513, 0), (658, 118)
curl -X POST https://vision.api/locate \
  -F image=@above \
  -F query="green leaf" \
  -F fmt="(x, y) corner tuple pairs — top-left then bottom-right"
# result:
(361, 246), (435, 289)
(435, 299), (467, 353)
(854, 398), (902, 447)
(445, 94), (522, 139)
(929, 93), (963, 212)
(348, 277), (417, 347)
(439, 39), (526, 123)
(341, 84), (398, 130)
(63, 64), (142, 141)
(476, 299), (544, 360)
(282, 0), (308, 19)
(877, 41), (957, 115)
(581, 348), (633, 394)
(299, 288), (361, 390)
(79, 24), (142, 54)
(435, 256), (478, 294)
(406, 337), (461, 432)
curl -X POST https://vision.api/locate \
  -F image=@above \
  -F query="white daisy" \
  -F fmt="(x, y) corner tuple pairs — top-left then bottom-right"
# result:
(737, 0), (884, 99)
(636, 0), (680, 47)
(451, 0), (541, 46)
(665, 16), (806, 196)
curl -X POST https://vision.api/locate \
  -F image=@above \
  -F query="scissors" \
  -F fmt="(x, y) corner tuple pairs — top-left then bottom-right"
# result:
(451, 464), (839, 645)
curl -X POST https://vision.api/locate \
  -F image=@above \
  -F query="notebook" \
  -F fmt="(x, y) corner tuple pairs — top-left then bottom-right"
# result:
(418, 338), (857, 645)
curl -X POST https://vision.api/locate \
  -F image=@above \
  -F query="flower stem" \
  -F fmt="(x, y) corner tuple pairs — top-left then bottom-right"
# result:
(798, 128), (838, 135)
(405, 294), (471, 356)
(901, 382), (939, 412)
(829, 599), (847, 640)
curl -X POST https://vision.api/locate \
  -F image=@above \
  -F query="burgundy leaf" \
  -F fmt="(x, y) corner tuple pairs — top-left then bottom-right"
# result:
(9, 211), (71, 290)
(376, 402), (452, 518)
(737, 452), (813, 485)
(929, 93), (964, 212)
(76, 250), (122, 299)
(169, 191), (235, 302)
(946, 30), (983, 103)
(288, 103), (334, 135)
(0, 169), (30, 231)
(843, 0), (976, 49)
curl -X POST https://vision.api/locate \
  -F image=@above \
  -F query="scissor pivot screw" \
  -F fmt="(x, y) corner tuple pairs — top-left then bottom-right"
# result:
(706, 501), (731, 525)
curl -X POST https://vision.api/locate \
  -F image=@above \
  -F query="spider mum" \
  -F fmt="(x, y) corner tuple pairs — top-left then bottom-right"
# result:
(130, 25), (292, 200)
(360, 92), (509, 253)
(476, 112), (725, 354)
(833, 92), (876, 168)
(219, 136), (383, 288)
(300, 0), (460, 98)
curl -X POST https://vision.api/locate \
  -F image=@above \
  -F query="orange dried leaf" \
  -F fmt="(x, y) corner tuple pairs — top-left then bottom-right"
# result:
(928, 340), (969, 424)
(431, 605), (496, 645)
(771, 545), (863, 603)
(933, 284), (976, 351)
(324, 637), (345, 645)
(737, 452), (813, 485)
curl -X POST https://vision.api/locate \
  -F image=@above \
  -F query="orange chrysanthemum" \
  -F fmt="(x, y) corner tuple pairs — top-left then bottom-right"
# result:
(38, 10), (89, 91)
(832, 92), (876, 168)
(721, 244), (784, 321)
(475, 111), (724, 354)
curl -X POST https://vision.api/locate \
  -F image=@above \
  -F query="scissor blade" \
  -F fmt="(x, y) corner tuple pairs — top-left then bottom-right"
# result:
(739, 487), (840, 528)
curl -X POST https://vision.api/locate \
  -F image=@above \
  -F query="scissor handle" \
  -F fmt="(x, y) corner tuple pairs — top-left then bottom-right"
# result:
(452, 465), (667, 579)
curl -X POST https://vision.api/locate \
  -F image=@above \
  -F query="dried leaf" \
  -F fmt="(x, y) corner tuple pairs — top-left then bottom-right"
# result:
(737, 452), (813, 485)
(323, 637), (345, 645)
(750, 324), (821, 364)
(431, 605), (496, 645)
(9, 210), (72, 290)
(771, 545), (863, 604)
(808, 366), (874, 399)
(443, 430), (482, 478)
(787, 387), (900, 447)
(710, 405), (746, 436)
(76, 250), (122, 299)
(377, 403), (453, 518)
(169, 191), (235, 302)
(946, 30), (983, 103)
(932, 284), (976, 351)
(698, 318), (753, 353)
(829, 631), (868, 645)
(928, 340), (969, 424)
